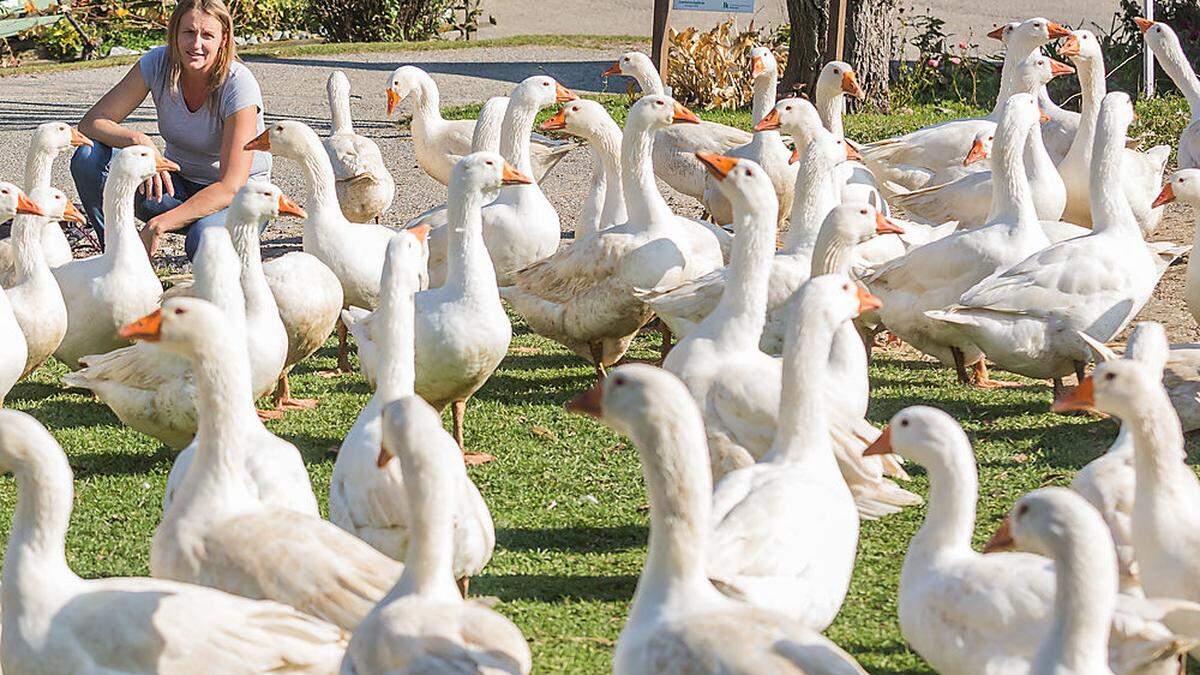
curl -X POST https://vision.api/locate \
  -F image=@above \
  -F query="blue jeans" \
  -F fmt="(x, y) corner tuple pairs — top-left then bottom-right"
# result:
(71, 141), (255, 261)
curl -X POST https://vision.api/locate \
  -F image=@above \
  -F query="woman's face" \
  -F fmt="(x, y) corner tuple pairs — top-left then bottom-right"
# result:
(176, 10), (224, 75)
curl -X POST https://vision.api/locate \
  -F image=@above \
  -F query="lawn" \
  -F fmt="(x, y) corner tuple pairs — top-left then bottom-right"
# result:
(4, 94), (1198, 673)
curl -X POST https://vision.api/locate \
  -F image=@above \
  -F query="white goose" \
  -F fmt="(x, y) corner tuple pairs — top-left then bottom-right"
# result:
(1056, 30), (1170, 234)
(341, 397), (528, 674)
(1136, 18), (1200, 169)
(142, 297), (402, 631)
(567, 364), (867, 675)
(860, 17), (1069, 190)
(423, 75), (573, 287)
(889, 55), (1074, 228)
(324, 70), (394, 223)
(870, 405), (1200, 674)
(991, 21), (1080, 163)
(51, 146), (169, 369)
(927, 93), (1159, 392)
(0, 409), (348, 674)
(705, 275), (866, 629)
(539, 98), (627, 238)
(701, 47), (795, 227)
(246, 120), (408, 374)
(330, 232), (494, 588)
(813, 60), (890, 212)
(5, 187), (77, 377)
(865, 93), (1049, 387)
(0, 184), (38, 405)
(385, 65), (572, 186)
(0, 122), (90, 282)
(603, 51), (752, 203)
(500, 95), (723, 378)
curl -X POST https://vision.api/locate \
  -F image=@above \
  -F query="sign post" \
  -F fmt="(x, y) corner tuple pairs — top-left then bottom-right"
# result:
(1144, 0), (1155, 98)
(654, 0), (758, 80)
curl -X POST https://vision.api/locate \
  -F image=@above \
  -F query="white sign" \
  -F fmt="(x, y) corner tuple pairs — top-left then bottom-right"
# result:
(672, 0), (755, 12)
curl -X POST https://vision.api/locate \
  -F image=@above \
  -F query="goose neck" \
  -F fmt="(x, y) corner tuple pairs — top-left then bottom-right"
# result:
(408, 76), (444, 134)
(703, 199), (774, 349)
(23, 148), (55, 192)
(1188, 215), (1200, 301)
(229, 222), (273, 316)
(994, 44), (1042, 111)
(102, 171), (156, 268)
(1128, 392), (1190, 488)
(500, 90), (538, 176)
(1063, 59), (1106, 164)
(471, 99), (507, 153)
(912, 444), (980, 556)
(636, 68), (666, 96)
(3, 446), (76, 596)
(1089, 109), (1139, 236)
(989, 117), (1039, 225)
(750, 71), (778, 124)
(191, 336), (262, 460)
(782, 138), (838, 253)
(444, 183), (498, 294)
(1154, 38), (1200, 115)
(1023, 120), (1056, 184)
(386, 436), (461, 603)
(811, 229), (855, 277)
(295, 139), (344, 223)
(1034, 523), (1116, 675)
(767, 296), (837, 465)
(817, 91), (845, 138)
(622, 121), (674, 225)
(592, 121), (628, 226)
(373, 280), (417, 401)
(329, 81), (354, 135)
(10, 214), (48, 282)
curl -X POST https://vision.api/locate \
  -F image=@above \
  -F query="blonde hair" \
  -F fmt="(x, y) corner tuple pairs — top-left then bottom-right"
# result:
(163, 0), (237, 110)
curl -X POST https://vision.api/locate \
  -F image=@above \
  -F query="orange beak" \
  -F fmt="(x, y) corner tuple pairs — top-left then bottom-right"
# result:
(155, 154), (181, 173)
(789, 144), (802, 164)
(118, 309), (163, 342)
(1047, 21), (1071, 39)
(1039, 108), (1051, 124)
(986, 25), (1007, 41)
(386, 87), (401, 116)
(875, 212), (904, 235)
(539, 107), (569, 132)
(754, 108), (782, 132)
(14, 191), (44, 217)
(1048, 59), (1075, 77)
(555, 82), (578, 103)
(1134, 17), (1156, 34)
(842, 70), (864, 98)
(277, 194), (307, 219)
(1152, 182), (1176, 208)
(983, 517), (1015, 553)
(1058, 35), (1081, 58)
(844, 142), (862, 162)
(377, 446), (394, 468)
(408, 222), (432, 243)
(863, 425), (892, 456)
(244, 130), (270, 152)
(70, 127), (92, 147)
(751, 55), (766, 78)
(566, 382), (604, 418)
(61, 200), (86, 224)
(1051, 376), (1095, 413)
(856, 285), (883, 312)
(672, 101), (701, 125)
(501, 162), (533, 186)
(696, 152), (738, 180)
(602, 61), (622, 77)
(963, 139), (989, 166)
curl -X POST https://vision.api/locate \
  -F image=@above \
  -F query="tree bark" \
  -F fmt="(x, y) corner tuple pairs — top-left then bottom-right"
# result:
(781, 0), (896, 111)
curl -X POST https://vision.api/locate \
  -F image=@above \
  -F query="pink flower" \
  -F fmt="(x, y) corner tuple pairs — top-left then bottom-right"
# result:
(949, 56), (961, 65)
(927, 57), (940, 67)
(957, 41), (968, 49)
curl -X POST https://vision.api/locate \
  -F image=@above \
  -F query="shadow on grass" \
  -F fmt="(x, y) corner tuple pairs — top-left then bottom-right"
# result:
(474, 573), (637, 603)
(497, 525), (647, 553)
(67, 445), (175, 477)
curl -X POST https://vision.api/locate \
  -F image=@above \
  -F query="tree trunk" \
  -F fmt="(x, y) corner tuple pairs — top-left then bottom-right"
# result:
(781, 0), (895, 111)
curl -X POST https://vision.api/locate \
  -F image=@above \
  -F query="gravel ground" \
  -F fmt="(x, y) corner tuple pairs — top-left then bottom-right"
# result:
(1, 41), (1194, 348)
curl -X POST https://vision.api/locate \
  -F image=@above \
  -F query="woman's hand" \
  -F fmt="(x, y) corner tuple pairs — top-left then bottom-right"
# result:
(139, 168), (175, 203)
(141, 210), (183, 256)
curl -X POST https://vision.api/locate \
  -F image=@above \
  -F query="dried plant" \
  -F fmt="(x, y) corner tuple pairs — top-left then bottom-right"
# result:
(667, 18), (788, 110)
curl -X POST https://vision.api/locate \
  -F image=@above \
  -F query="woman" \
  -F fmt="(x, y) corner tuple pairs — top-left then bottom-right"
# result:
(72, 0), (270, 260)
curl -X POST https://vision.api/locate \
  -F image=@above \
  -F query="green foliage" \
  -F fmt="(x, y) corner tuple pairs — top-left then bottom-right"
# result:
(890, 7), (1001, 109)
(1098, 0), (1200, 95)
(310, 0), (449, 42)
(227, 0), (313, 37)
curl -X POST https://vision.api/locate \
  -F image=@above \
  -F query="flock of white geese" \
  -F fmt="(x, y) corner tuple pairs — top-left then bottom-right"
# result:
(4, 12), (1200, 674)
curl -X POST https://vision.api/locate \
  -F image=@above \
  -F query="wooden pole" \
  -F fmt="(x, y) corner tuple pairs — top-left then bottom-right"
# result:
(1144, 0), (1155, 98)
(652, 0), (672, 83)
(824, 0), (848, 63)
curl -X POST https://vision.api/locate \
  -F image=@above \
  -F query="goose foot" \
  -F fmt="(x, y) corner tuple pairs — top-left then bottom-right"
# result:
(658, 323), (673, 363)
(1073, 360), (1088, 384)
(969, 361), (1022, 389)
(336, 322), (352, 373)
(272, 374), (318, 410)
(463, 453), (495, 466)
(590, 344), (607, 383)
(951, 347), (970, 385)
(456, 577), (469, 598)
(257, 408), (285, 421)
(452, 399), (466, 449)
(1052, 377), (1066, 400)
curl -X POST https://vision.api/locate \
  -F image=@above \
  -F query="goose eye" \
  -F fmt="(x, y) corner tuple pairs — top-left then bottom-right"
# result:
(833, 68), (840, 74)
(1105, 372), (1116, 381)
(745, 168), (753, 176)
(655, 100), (664, 106)
(612, 376), (625, 386)
(1016, 503), (1030, 517)
(899, 419), (909, 427)
(173, 308), (185, 315)
(572, 105), (580, 111)
(485, 160), (494, 166)
(842, 283), (850, 291)
(860, 208), (868, 215)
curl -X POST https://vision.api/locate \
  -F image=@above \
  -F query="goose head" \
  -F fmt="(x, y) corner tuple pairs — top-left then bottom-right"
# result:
(1124, 321), (1169, 373)
(821, 204), (904, 247)
(749, 46), (778, 81)
(243, 120), (320, 161)
(963, 128), (995, 166)
(30, 122), (91, 156)
(603, 51), (657, 86)
(696, 154), (777, 219)
(229, 181), (306, 229)
(119, 297), (226, 358)
(513, 75), (577, 111)
(997, 92), (1041, 138)
(1052, 358), (1162, 420)
(1151, 168), (1200, 209)
(1014, 53), (1074, 93)
(864, 405), (971, 474)
(111, 145), (180, 185)
(755, 97), (823, 147)
(451, 151), (532, 197)
(801, 273), (882, 328)
(26, 187), (84, 224)
(988, 21), (1020, 43)
(384, 65), (429, 116)
(539, 99), (616, 138)
(1136, 17), (1182, 56)
(380, 396), (450, 470)
(989, 17), (1071, 45)
(1056, 29), (1103, 66)
(984, 487), (1112, 566)
(817, 60), (863, 99)
(566, 363), (698, 444)
(627, 95), (700, 134)
(1096, 91), (1135, 140)
(0, 182), (45, 221)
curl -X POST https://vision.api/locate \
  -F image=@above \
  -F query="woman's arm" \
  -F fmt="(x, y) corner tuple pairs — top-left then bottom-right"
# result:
(140, 105), (259, 254)
(79, 64), (175, 202)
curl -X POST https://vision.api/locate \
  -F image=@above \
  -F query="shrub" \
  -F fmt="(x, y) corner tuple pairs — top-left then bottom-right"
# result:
(1095, 0), (1200, 96)
(890, 8), (1000, 109)
(311, 0), (450, 42)
(227, 0), (314, 37)
(666, 18), (788, 111)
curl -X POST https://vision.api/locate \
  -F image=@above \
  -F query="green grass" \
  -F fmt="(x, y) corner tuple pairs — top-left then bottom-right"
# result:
(4, 98), (1198, 673)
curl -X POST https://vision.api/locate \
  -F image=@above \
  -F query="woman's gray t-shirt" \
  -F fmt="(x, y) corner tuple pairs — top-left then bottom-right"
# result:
(139, 45), (271, 184)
